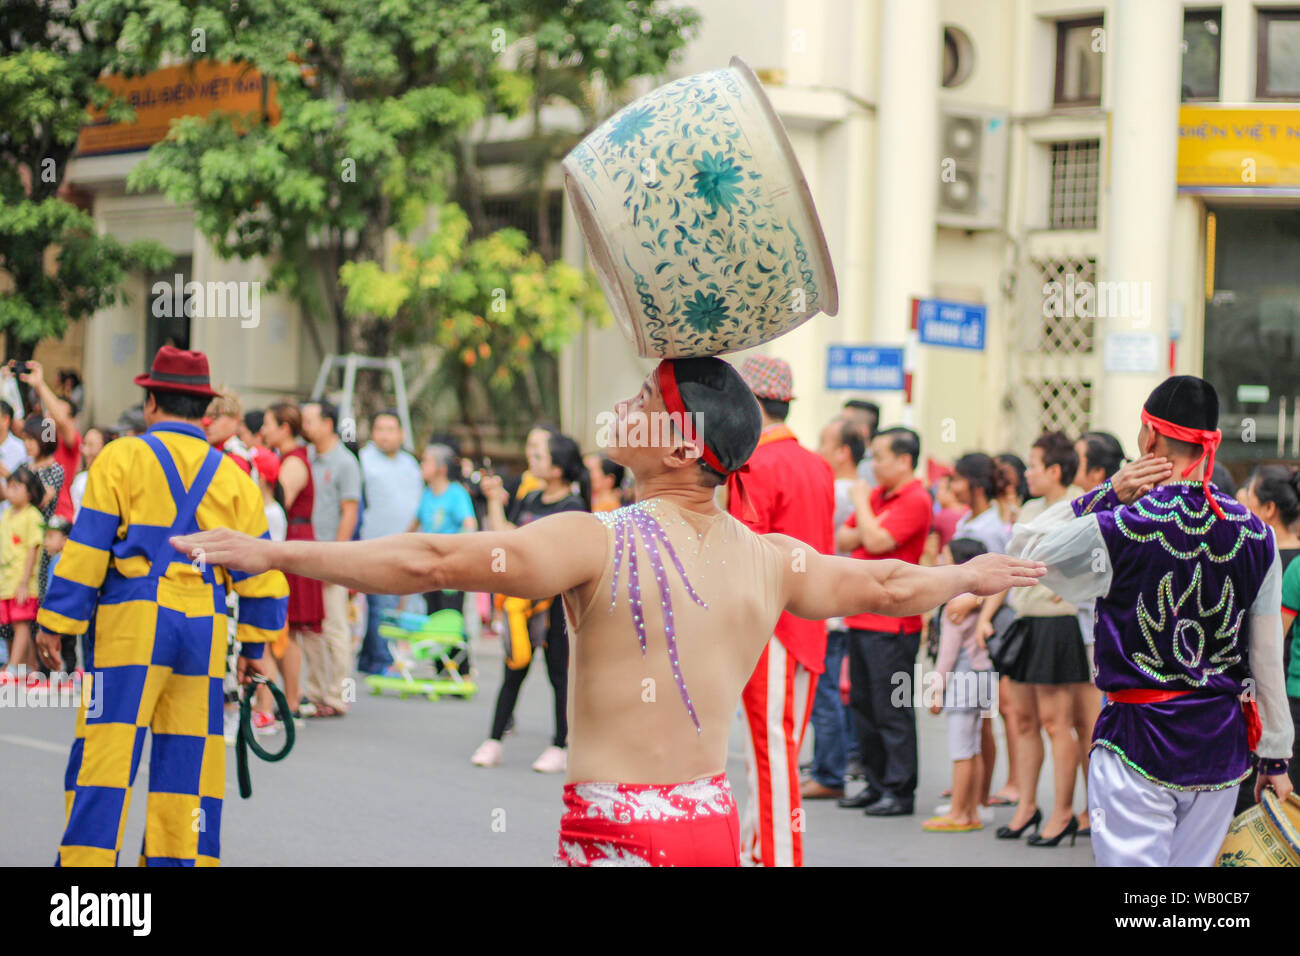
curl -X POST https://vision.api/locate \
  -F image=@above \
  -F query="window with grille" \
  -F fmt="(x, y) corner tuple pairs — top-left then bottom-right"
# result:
(1049, 141), (1100, 230)
(1030, 255), (1098, 354)
(1027, 378), (1093, 437)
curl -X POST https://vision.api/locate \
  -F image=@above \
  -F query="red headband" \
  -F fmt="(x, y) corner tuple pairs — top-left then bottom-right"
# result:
(656, 360), (754, 520)
(1140, 408), (1225, 520)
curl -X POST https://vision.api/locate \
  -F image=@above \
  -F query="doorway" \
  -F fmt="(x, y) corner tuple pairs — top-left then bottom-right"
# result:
(1201, 206), (1300, 483)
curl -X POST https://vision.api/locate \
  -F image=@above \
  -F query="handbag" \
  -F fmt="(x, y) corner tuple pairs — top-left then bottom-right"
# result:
(984, 604), (1023, 673)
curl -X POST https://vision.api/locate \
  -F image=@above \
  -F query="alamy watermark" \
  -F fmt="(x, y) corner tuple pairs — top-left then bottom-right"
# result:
(1, 674), (100, 715)
(593, 410), (707, 453)
(152, 274), (260, 329)
(1042, 272), (1152, 326)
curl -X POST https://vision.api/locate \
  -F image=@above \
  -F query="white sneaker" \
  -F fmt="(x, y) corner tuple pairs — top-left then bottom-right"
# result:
(531, 745), (567, 774)
(223, 711), (240, 745)
(471, 739), (503, 767)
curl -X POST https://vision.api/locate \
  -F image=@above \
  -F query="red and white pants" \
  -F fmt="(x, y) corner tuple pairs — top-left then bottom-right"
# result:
(740, 638), (817, 867)
(555, 774), (740, 866)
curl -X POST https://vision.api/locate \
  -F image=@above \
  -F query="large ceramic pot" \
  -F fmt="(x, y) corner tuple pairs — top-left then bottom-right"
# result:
(562, 56), (838, 359)
(1215, 789), (1300, 866)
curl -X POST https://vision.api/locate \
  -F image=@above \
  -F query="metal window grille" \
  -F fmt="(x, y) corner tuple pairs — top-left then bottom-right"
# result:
(1026, 378), (1093, 437)
(1048, 140), (1100, 230)
(1029, 255), (1098, 354)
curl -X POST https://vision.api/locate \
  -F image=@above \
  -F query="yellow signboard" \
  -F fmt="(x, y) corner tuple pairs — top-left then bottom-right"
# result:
(1177, 106), (1300, 188)
(77, 61), (279, 157)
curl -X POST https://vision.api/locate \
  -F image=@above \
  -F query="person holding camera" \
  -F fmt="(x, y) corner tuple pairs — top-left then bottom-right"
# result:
(10, 360), (81, 523)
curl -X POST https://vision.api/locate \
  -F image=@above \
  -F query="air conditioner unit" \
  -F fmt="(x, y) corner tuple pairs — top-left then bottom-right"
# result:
(936, 108), (1008, 231)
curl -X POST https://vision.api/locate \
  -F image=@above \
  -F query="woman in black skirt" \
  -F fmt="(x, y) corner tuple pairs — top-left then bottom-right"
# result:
(998, 432), (1096, 847)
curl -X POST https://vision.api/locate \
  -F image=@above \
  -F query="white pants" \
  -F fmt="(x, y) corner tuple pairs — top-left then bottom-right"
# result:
(1088, 745), (1238, 866)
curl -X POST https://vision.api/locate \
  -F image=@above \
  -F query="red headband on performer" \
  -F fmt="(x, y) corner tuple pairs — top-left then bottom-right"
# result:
(1140, 408), (1225, 520)
(656, 359), (755, 520)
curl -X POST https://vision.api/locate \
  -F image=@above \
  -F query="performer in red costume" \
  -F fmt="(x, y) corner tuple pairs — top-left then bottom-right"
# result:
(725, 356), (835, 867)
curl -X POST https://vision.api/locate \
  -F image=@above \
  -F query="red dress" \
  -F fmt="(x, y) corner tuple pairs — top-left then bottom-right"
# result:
(283, 445), (324, 631)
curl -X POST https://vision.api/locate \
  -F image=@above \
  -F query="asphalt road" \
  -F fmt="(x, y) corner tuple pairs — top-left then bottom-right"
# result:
(2, 631), (1095, 866)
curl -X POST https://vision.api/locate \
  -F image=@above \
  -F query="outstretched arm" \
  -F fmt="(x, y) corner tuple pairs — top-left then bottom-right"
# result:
(18, 361), (78, 447)
(770, 534), (1045, 622)
(173, 510), (607, 601)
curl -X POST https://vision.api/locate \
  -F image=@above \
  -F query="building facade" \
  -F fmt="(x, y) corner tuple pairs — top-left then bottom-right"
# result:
(567, 0), (1300, 481)
(35, 0), (1300, 481)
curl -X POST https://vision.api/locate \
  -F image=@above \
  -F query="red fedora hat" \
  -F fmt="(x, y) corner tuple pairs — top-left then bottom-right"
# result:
(133, 345), (220, 398)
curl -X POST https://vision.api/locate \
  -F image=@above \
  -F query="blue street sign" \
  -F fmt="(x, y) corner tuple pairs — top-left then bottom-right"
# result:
(826, 345), (905, 391)
(914, 297), (986, 351)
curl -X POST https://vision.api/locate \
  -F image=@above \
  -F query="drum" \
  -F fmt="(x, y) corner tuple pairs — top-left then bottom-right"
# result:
(1215, 789), (1300, 866)
(562, 57), (838, 359)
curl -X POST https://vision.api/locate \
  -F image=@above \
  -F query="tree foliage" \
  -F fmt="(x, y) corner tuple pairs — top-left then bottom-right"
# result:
(55, 0), (699, 435)
(0, 0), (172, 359)
(106, 0), (501, 357)
(341, 203), (609, 437)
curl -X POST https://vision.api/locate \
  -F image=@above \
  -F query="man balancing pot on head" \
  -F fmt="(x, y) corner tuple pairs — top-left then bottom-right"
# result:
(35, 346), (289, 866)
(1010, 376), (1294, 867)
(175, 358), (1044, 867)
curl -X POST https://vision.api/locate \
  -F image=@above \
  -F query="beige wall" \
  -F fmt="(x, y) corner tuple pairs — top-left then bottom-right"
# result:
(78, 182), (319, 427)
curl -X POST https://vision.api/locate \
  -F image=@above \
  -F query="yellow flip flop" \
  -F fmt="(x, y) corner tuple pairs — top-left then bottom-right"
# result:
(922, 815), (983, 832)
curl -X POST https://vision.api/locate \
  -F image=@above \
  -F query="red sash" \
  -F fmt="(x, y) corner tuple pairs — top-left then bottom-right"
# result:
(1108, 688), (1261, 750)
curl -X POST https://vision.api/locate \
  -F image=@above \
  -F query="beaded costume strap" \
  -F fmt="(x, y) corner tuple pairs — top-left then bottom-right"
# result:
(596, 500), (709, 733)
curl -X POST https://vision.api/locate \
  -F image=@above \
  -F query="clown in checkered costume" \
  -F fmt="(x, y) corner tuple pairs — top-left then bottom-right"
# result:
(36, 346), (288, 866)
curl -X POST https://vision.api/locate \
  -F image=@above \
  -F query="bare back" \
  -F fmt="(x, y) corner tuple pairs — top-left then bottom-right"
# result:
(563, 496), (786, 784)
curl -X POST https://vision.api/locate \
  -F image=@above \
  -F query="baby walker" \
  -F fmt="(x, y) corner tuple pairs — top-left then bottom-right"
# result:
(364, 607), (477, 701)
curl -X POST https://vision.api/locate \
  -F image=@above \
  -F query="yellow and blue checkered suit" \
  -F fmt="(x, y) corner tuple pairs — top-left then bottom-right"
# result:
(37, 421), (288, 866)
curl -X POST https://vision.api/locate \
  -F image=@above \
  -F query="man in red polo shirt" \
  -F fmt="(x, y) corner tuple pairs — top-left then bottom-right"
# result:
(836, 426), (932, 816)
(728, 355), (834, 867)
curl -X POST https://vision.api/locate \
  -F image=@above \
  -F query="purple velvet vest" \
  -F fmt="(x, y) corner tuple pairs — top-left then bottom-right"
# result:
(1073, 479), (1274, 789)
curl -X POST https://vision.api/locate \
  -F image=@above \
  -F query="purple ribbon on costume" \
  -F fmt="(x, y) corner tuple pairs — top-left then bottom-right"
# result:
(605, 505), (709, 733)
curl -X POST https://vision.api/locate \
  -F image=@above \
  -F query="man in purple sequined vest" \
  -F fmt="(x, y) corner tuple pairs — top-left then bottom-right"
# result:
(1011, 376), (1294, 866)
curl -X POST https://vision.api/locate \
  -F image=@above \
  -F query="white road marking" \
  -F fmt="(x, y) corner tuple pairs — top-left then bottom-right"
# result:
(0, 734), (68, 755)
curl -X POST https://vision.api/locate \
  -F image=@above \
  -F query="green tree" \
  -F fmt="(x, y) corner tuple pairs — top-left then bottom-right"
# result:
(340, 203), (609, 451)
(101, 0), (498, 362)
(86, 0), (698, 435)
(0, 0), (171, 362)
(458, 0), (702, 257)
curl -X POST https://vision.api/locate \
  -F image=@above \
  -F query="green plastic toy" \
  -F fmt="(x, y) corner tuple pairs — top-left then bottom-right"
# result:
(364, 607), (477, 701)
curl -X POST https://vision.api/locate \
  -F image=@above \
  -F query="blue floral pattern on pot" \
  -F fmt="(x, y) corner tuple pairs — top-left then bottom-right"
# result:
(562, 58), (837, 358)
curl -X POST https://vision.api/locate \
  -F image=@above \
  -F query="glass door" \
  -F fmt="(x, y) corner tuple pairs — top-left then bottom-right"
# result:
(1201, 206), (1300, 482)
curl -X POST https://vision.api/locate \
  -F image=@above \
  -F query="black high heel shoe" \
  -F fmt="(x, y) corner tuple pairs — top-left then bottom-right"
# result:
(1027, 815), (1080, 847)
(995, 808), (1042, 839)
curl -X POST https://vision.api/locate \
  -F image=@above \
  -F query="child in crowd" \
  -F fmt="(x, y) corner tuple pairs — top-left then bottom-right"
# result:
(0, 467), (47, 679)
(42, 515), (76, 674)
(923, 536), (997, 833)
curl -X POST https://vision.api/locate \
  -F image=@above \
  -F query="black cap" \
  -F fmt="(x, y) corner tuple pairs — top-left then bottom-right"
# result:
(1144, 375), (1219, 432)
(668, 357), (763, 473)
